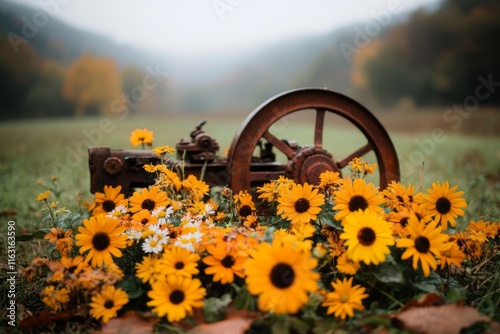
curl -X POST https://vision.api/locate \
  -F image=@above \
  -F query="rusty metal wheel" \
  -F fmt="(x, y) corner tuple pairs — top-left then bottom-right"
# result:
(227, 88), (400, 193)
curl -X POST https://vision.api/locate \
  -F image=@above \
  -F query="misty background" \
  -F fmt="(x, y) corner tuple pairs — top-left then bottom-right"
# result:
(1, 0), (499, 126)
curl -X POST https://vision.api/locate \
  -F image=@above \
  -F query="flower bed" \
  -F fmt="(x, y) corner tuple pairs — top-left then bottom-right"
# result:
(16, 130), (500, 333)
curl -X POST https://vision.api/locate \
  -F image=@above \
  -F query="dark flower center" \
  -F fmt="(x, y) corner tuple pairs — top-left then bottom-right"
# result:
(57, 232), (66, 239)
(142, 199), (156, 211)
(400, 217), (409, 227)
(294, 198), (310, 213)
(170, 231), (177, 239)
(436, 197), (451, 214)
(68, 265), (77, 274)
(270, 263), (295, 289)
(92, 232), (110, 251)
(408, 195), (414, 203)
(415, 236), (431, 253)
(102, 200), (116, 212)
(141, 218), (149, 225)
(221, 255), (235, 268)
(357, 227), (376, 246)
(348, 195), (368, 212)
(239, 205), (252, 218)
(104, 300), (114, 309)
(174, 262), (184, 270)
(169, 290), (185, 305)
(396, 195), (404, 203)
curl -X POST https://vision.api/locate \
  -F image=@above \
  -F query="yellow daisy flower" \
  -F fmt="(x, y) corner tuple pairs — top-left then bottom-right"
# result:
(90, 285), (129, 323)
(382, 181), (423, 211)
(36, 190), (51, 202)
(333, 178), (384, 222)
(423, 181), (467, 230)
(322, 277), (368, 320)
(439, 241), (466, 270)
(467, 219), (494, 238)
(132, 209), (159, 226)
(336, 252), (360, 275)
(277, 182), (325, 225)
(340, 210), (394, 265)
(257, 182), (279, 203)
(41, 285), (70, 312)
(44, 227), (72, 243)
(152, 145), (174, 156)
(60, 255), (87, 275)
(203, 243), (246, 284)
(89, 185), (128, 217)
(75, 215), (128, 267)
(182, 175), (210, 201)
(129, 185), (169, 213)
(233, 190), (256, 219)
(245, 239), (319, 314)
(135, 255), (161, 284)
(147, 275), (205, 323)
(396, 214), (451, 277)
(318, 170), (343, 195)
(159, 246), (200, 278)
(130, 128), (154, 147)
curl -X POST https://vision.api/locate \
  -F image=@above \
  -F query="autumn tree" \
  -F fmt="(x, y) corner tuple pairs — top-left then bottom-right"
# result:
(0, 35), (39, 119)
(62, 54), (122, 116)
(24, 60), (72, 118)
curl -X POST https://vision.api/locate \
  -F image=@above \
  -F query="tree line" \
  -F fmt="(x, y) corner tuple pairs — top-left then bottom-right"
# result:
(354, 0), (500, 106)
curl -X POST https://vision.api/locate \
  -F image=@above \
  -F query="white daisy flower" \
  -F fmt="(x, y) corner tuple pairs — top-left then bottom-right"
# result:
(125, 229), (142, 241)
(152, 206), (174, 225)
(142, 235), (163, 254)
(106, 205), (128, 219)
(173, 231), (203, 252)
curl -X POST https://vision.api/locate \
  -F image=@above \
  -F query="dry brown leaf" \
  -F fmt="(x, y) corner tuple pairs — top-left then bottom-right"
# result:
(484, 321), (500, 334)
(188, 310), (258, 334)
(0, 209), (17, 217)
(94, 310), (159, 334)
(394, 304), (491, 334)
(401, 293), (445, 311)
(19, 309), (72, 330)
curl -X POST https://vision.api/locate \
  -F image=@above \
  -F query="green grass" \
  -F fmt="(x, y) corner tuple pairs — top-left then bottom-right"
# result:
(0, 114), (499, 331)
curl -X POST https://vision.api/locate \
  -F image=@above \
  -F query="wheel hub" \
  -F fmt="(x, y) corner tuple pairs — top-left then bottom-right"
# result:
(287, 147), (340, 185)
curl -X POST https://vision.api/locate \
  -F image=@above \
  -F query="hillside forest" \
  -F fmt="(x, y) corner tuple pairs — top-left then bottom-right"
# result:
(1, 0), (499, 119)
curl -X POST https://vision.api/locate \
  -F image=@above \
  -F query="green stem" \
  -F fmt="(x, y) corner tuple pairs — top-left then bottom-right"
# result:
(44, 200), (57, 227)
(367, 281), (405, 308)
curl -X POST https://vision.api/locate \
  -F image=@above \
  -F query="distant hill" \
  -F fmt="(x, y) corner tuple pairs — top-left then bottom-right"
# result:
(0, 1), (164, 67)
(1, 0), (498, 119)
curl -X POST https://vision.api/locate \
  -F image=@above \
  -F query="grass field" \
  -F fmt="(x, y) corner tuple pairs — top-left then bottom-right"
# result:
(0, 112), (499, 331)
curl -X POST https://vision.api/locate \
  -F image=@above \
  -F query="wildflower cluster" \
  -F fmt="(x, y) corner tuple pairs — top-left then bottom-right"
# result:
(20, 131), (499, 332)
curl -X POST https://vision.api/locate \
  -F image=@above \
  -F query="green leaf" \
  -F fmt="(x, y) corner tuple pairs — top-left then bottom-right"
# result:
(41, 215), (52, 222)
(233, 285), (255, 311)
(16, 234), (34, 242)
(203, 294), (232, 323)
(120, 277), (143, 299)
(412, 282), (441, 294)
(374, 261), (405, 284)
(290, 317), (311, 334)
(270, 315), (290, 334)
(446, 287), (467, 303)
(261, 226), (276, 242)
(33, 228), (51, 239)
(318, 211), (342, 230)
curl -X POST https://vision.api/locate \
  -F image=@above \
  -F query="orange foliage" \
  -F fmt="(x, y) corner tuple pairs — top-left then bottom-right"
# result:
(62, 54), (122, 116)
